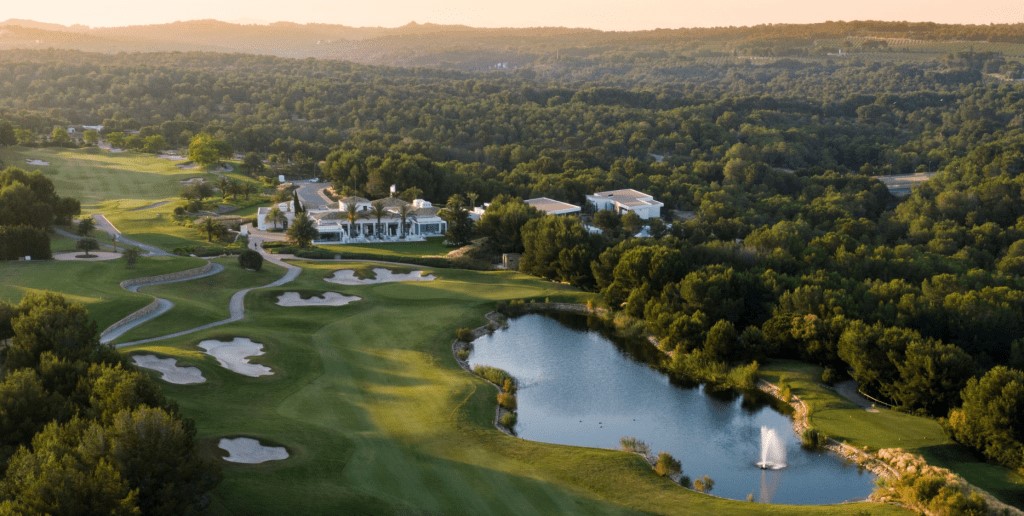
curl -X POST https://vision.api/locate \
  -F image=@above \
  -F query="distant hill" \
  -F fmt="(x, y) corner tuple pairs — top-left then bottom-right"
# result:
(1, 19), (1022, 72)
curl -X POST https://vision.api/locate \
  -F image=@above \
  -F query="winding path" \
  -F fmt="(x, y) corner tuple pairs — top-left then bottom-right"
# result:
(110, 235), (300, 348)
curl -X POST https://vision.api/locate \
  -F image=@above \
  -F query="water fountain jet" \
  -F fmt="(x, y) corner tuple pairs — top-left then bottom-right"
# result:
(756, 426), (786, 470)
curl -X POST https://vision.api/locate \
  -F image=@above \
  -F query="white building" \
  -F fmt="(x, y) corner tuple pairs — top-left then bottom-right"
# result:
(525, 197), (581, 216)
(257, 196), (447, 244)
(586, 189), (663, 219)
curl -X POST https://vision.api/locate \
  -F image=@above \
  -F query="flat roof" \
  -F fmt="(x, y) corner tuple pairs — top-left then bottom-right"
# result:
(525, 197), (581, 215)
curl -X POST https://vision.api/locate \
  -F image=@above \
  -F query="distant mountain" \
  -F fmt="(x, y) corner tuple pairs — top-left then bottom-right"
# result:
(1, 19), (1022, 71)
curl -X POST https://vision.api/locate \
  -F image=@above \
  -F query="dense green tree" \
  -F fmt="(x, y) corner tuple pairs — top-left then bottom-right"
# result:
(287, 212), (318, 248)
(187, 133), (230, 167)
(949, 366), (1024, 471)
(892, 339), (974, 416)
(520, 216), (598, 287)
(76, 238), (99, 257)
(241, 152), (266, 176)
(122, 247), (141, 269)
(439, 194), (473, 247)
(238, 249), (263, 271)
(198, 217), (222, 243)
(477, 195), (542, 254)
(4, 292), (100, 370)
(76, 217), (95, 237)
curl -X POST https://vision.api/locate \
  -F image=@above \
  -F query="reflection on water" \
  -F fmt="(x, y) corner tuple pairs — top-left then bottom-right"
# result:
(467, 313), (876, 504)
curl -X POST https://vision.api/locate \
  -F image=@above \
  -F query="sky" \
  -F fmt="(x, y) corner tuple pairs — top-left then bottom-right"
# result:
(5, 0), (1023, 31)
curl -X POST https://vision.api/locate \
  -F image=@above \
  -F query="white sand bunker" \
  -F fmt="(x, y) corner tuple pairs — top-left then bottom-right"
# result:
(276, 291), (361, 307)
(132, 354), (206, 385)
(218, 437), (289, 464)
(25, 159), (49, 166)
(198, 338), (273, 377)
(325, 268), (436, 285)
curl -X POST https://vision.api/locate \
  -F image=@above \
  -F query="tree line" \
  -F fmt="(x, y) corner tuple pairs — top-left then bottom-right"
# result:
(0, 292), (220, 513)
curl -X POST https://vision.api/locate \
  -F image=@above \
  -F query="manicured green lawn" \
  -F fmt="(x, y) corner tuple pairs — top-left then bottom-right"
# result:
(320, 237), (451, 258)
(111, 257), (286, 343)
(761, 360), (1024, 508)
(0, 254), (205, 330)
(0, 146), (266, 251)
(117, 263), (901, 514)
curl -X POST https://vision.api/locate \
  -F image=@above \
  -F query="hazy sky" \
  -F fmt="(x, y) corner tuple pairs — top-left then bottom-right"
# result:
(6, 0), (1023, 30)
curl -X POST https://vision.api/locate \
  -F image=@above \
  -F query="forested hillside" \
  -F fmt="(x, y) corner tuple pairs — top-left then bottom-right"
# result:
(1, 21), (1023, 501)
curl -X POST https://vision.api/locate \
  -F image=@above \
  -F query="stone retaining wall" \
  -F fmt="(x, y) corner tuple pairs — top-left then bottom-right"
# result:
(101, 262), (217, 340)
(100, 299), (163, 341)
(119, 262), (215, 292)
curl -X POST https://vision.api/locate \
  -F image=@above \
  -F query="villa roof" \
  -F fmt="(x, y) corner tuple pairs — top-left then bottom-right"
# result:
(339, 196), (370, 205)
(525, 197), (581, 215)
(372, 196), (410, 209)
(412, 207), (440, 217)
(591, 188), (652, 200)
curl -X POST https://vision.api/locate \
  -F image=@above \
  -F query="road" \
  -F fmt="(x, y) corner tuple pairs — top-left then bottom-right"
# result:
(294, 180), (334, 211)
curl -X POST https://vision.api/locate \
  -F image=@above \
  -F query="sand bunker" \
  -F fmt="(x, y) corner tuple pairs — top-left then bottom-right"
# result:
(219, 437), (289, 464)
(24, 159), (49, 166)
(157, 153), (186, 161)
(132, 354), (206, 385)
(325, 268), (435, 285)
(276, 292), (361, 307)
(198, 338), (273, 377)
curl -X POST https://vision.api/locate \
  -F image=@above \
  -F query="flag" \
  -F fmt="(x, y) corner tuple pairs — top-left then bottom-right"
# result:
(390, 184), (397, 194)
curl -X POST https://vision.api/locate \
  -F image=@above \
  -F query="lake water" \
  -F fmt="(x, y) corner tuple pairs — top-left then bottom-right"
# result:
(466, 313), (876, 504)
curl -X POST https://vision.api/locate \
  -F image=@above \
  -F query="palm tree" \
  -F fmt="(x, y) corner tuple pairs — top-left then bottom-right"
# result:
(370, 200), (388, 238)
(467, 192), (479, 210)
(266, 205), (284, 230)
(345, 201), (364, 238)
(200, 216), (222, 242)
(397, 203), (416, 238)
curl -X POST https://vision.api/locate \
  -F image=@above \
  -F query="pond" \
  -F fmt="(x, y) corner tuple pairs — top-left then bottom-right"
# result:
(466, 313), (876, 504)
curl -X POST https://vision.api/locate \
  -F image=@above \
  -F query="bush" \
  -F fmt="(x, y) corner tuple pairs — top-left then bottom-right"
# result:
(693, 475), (715, 493)
(455, 347), (470, 361)
(238, 249), (263, 271)
(473, 365), (512, 388)
(821, 367), (839, 385)
(496, 392), (517, 411)
(499, 411), (517, 429)
(653, 451), (682, 478)
(294, 249), (336, 259)
(0, 225), (51, 260)
(801, 428), (825, 450)
(455, 327), (475, 342)
(619, 436), (651, 456)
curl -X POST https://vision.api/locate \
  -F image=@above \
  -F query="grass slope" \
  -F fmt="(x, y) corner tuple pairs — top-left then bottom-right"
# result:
(0, 254), (204, 329)
(761, 360), (1024, 508)
(0, 146), (263, 251)
(120, 263), (900, 514)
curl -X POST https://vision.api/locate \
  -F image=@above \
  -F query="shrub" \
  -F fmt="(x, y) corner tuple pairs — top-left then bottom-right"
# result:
(777, 375), (792, 402)
(821, 367), (839, 385)
(726, 361), (759, 390)
(455, 347), (470, 361)
(653, 452), (681, 478)
(693, 475), (715, 493)
(496, 392), (517, 411)
(619, 436), (651, 457)
(501, 377), (516, 394)
(0, 225), (51, 260)
(499, 411), (517, 429)
(473, 365), (512, 388)
(455, 327), (475, 342)
(801, 428), (825, 450)
(238, 249), (263, 271)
